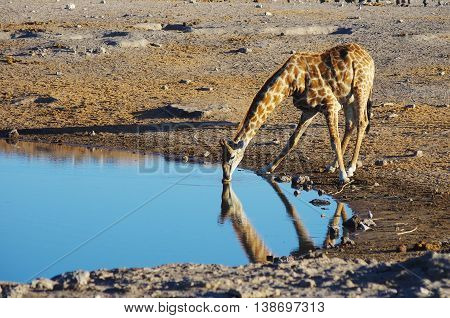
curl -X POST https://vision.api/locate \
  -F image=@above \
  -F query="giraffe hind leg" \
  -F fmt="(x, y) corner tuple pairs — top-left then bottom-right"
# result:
(347, 90), (369, 177)
(324, 98), (350, 184)
(326, 103), (355, 174)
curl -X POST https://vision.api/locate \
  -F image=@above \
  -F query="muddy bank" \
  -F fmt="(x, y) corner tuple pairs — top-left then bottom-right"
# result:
(1, 252), (448, 297)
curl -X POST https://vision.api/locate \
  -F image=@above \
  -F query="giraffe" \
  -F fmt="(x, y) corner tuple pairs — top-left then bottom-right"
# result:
(221, 43), (375, 184)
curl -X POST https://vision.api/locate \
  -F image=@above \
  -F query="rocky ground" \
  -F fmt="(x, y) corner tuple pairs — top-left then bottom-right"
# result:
(0, 0), (449, 297)
(1, 252), (449, 297)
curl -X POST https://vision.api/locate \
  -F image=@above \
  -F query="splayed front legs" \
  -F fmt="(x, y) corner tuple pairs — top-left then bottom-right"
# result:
(258, 110), (318, 175)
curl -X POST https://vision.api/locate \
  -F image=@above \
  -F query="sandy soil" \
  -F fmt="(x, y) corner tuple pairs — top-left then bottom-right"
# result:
(0, 0), (449, 296)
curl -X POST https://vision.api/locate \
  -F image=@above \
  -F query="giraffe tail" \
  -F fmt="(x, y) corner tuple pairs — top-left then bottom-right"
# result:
(366, 87), (373, 133)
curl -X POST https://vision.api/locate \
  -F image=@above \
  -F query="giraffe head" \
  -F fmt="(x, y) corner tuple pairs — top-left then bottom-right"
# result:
(220, 138), (245, 182)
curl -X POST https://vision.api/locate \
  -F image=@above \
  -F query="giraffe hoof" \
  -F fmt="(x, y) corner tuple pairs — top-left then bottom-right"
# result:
(347, 166), (356, 178)
(325, 165), (337, 173)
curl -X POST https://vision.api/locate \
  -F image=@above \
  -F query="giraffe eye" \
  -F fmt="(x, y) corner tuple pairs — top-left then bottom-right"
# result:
(230, 155), (236, 160)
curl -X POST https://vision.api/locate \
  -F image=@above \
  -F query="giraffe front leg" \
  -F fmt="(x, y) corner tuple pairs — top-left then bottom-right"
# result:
(259, 111), (318, 175)
(325, 105), (350, 184)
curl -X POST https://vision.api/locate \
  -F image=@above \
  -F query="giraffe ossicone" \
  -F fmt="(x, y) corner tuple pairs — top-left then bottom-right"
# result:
(221, 43), (375, 184)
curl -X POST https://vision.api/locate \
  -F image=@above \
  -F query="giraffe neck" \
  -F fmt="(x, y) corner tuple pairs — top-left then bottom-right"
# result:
(233, 57), (298, 145)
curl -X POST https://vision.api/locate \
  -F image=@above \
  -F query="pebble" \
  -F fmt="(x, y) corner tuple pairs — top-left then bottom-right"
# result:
(203, 151), (210, 158)
(74, 270), (90, 286)
(275, 174), (292, 183)
(150, 43), (162, 48)
(345, 279), (356, 288)
(197, 87), (213, 92)
(8, 128), (19, 139)
(290, 50), (296, 54)
(31, 278), (56, 290)
(161, 85), (169, 90)
(255, 4), (263, 8)
(65, 3), (76, 10)
(298, 279), (316, 288)
(179, 79), (192, 84)
(375, 159), (388, 166)
(388, 113), (399, 119)
(356, 160), (363, 168)
(238, 47), (252, 54)
(133, 23), (163, 31)
(414, 150), (423, 157)
(265, 12), (273, 16)
(439, 71), (445, 76)
(404, 104), (416, 109)
(182, 155), (189, 162)
(397, 19), (404, 23)
(100, 0), (106, 3)
(294, 190), (300, 197)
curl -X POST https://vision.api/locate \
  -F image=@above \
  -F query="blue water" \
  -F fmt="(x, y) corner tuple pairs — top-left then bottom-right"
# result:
(0, 140), (353, 282)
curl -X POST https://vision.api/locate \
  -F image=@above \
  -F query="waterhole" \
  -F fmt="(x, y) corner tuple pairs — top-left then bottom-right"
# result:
(0, 140), (354, 282)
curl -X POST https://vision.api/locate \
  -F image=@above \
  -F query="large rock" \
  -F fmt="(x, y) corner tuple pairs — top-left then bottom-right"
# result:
(133, 23), (163, 31)
(165, 104), (229, 119)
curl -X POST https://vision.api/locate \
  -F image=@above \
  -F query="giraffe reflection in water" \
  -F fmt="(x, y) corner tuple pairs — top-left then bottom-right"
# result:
(220, 179), (350, 263)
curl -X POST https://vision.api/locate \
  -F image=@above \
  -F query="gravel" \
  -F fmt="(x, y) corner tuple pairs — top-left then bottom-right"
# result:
(1, 253), (448, 298)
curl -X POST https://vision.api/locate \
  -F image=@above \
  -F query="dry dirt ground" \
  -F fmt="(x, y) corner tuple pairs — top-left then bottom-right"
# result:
(0, 0), (449, 296)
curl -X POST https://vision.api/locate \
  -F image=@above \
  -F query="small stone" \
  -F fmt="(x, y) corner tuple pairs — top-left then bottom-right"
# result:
(345, 279), (356, 288)
(414, 150), (423, 158)
(65, 3), (76, 10)
(100, 0), (106, 3)
(397, 244), (407, 253)
(356, 160), (363, 168)
(374, 182), (380, 187)
(298, 279), (316, 288)
(294, 190), (300, 197)
(161, 85), (169, 90)
(182, 155), (189, 162)
(31, 278), (56, 290)
(74, 270), (90, 286)
(290, 50), (296, 54)
(274, 174), (292, 183)
(405, 104), (416, 109)
(264, 11), (273, 16)
(8, 128), (19, 139)
(56, 71), (62, 76)
(383, 102), (394, 107)
(388, 113), (399, 119)
(197, 87), (213, 92)
(238, 47), (252, 54)
(89, 131), (96, 136)
(203, 151), (210, 158)
(179, 79), (192, 84)
(375, 159), (388, 166)
(397, 19), (404, 23)
(439, 71), (445, 76)
(133, 23), (163, 31)
(255, 4), (263, 8)
(150, 43), (162, 48)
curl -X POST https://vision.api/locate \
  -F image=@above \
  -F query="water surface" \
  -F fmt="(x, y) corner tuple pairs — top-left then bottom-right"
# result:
(0, 140), (353, 282)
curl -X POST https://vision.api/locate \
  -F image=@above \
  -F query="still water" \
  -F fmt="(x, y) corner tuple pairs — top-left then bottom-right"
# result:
(0, 140), (353, 282)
